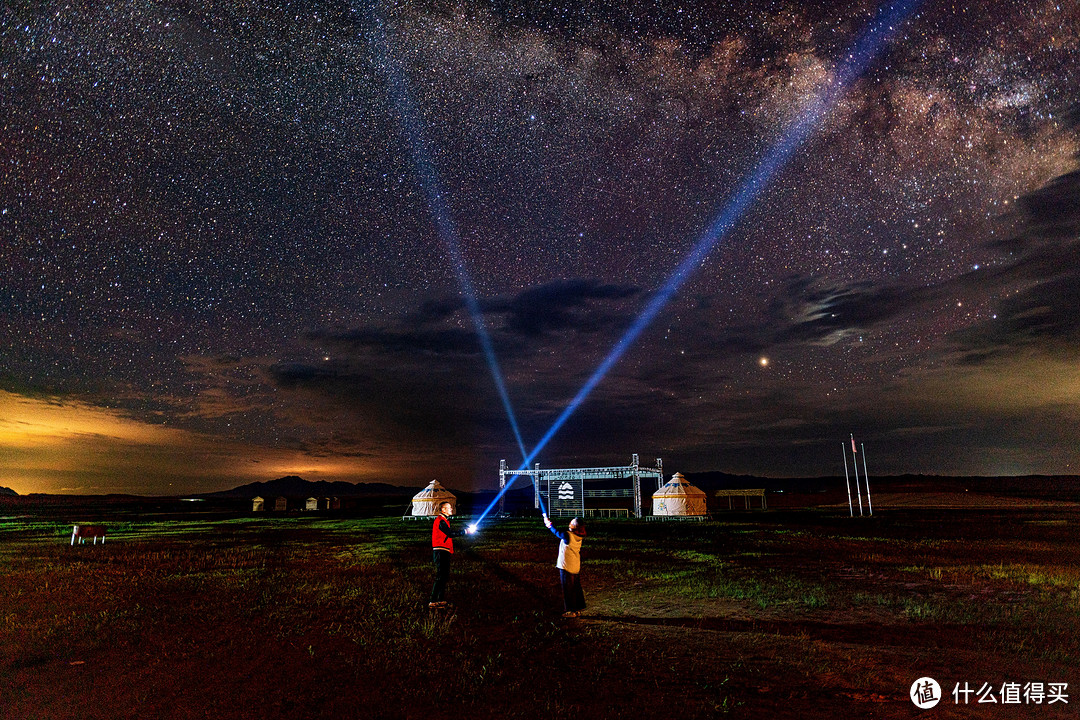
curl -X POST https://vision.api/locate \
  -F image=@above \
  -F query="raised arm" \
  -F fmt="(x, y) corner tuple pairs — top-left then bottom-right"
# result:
(543, 515), (569, 542)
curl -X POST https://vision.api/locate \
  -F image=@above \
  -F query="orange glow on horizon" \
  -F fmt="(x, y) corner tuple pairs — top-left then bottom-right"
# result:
(0, 390), (184, 448)
(0, 391), (393, 495)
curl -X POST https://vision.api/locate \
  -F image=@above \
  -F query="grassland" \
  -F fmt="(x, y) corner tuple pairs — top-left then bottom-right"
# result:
(1, 504), (1079, 719)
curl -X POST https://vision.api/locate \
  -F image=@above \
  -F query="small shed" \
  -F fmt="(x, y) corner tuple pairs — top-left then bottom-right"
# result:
(411, 480), (456, 516)
(252, 496), (265, 512)
(273, 496), (288, 512)
(305, 497), (318, 511)
(652, 473), (707, 516)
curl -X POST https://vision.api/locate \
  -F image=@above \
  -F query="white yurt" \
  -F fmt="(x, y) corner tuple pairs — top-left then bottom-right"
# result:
(411, 480), (457, 516)
(652, 473), (707, 516)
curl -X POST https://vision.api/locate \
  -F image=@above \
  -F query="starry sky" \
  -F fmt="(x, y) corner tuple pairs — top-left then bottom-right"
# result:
(3, 0), (1080, 495)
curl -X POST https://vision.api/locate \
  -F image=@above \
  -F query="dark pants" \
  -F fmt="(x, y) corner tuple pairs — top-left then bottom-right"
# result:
(560, 569), (586, 612)
(430, 549), (451, 602)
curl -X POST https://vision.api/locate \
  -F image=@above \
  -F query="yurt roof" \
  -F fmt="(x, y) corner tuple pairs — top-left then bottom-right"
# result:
(653, 472), (706, 498)
(412, 479), (456, 501)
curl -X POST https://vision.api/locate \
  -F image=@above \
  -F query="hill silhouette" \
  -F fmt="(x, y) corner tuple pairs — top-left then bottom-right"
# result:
(204, 475), (416, 499)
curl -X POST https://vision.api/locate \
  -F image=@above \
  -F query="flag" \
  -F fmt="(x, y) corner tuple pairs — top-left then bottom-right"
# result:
(851, 435), (857, 454)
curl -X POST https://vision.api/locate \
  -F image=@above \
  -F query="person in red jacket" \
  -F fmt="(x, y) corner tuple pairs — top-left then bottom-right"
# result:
(429, 501), (471, 609)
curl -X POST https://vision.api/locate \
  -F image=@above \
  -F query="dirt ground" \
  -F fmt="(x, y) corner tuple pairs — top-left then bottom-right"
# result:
(2, 496), (1078, 719)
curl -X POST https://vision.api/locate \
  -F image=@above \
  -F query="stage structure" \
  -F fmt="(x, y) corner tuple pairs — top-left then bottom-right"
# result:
(498, 454), (664, 519)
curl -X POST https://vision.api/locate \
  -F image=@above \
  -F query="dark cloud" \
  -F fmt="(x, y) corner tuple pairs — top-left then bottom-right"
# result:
(776, 278), (928, 345)
(485, 279), (640, 337)
(675, 276), (937, 359)
(269, 362), (337, 385)
(954, 271), (1080, 361)
(1018, 169), (1080, 238)
(410, 279), (640, 338)
(280, 278), (639, 416)
(313, 326), (483, 358)
(265, 350), (499, 457)
(952, 159), (1080, 358)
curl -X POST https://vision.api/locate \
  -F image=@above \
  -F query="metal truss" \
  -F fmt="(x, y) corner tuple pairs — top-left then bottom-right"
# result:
(498, 454), (663, 518)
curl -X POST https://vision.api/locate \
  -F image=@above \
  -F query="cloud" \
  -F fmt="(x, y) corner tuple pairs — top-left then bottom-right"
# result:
(300, 279), (641, 379)
(309, 326), (483, 359)
(671, 275), (938, 358)
(951, 158), (1080, 358)
(407, 279), (640, 338)
(1019, 168), (1080, 238)
(485, 279), (640, 337)
(206, 278), (676, 477)
(0, 391), (183, 449)
(775, 277), (928, 346)
(955, 273), (1080, 361)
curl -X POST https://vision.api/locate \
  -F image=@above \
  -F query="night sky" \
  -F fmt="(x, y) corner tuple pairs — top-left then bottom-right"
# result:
(3, 0), (1079, 495)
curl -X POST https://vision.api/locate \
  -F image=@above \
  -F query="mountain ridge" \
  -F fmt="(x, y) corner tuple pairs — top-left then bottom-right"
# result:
(201, 475), (418, 499)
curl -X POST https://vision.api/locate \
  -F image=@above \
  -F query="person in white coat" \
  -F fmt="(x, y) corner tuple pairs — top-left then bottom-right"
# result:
(543, 514), (586, 617)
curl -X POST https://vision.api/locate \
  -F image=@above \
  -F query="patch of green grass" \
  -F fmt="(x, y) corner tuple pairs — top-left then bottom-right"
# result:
(901, 598), (945, 621)
(417, 609), (458, 639)
(975, 563), (1080, 588)
(899, 565), (944, 580)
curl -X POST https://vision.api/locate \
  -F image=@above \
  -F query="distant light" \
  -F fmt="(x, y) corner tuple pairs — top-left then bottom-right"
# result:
(180, 498), (205, 502)
(759, 357), (769, 367)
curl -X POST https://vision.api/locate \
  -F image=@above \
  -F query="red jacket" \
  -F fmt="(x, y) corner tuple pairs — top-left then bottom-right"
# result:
(432, 515), (456, 553)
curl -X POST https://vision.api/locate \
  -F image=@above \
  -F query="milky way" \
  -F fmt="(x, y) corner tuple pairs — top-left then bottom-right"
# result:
(2, 0), (1079, 493)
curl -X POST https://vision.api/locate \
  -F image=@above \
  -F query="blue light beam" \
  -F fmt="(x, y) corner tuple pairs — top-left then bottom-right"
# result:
(536, 478), (548, 516)
(471, 0), (923, 528)
(364, 5), (528, 461)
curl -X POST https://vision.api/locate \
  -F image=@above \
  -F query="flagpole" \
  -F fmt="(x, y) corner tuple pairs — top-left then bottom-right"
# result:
(842, 443), (854, 517)
(851, 434), (863, 516)
(861, 442), (873, 516)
